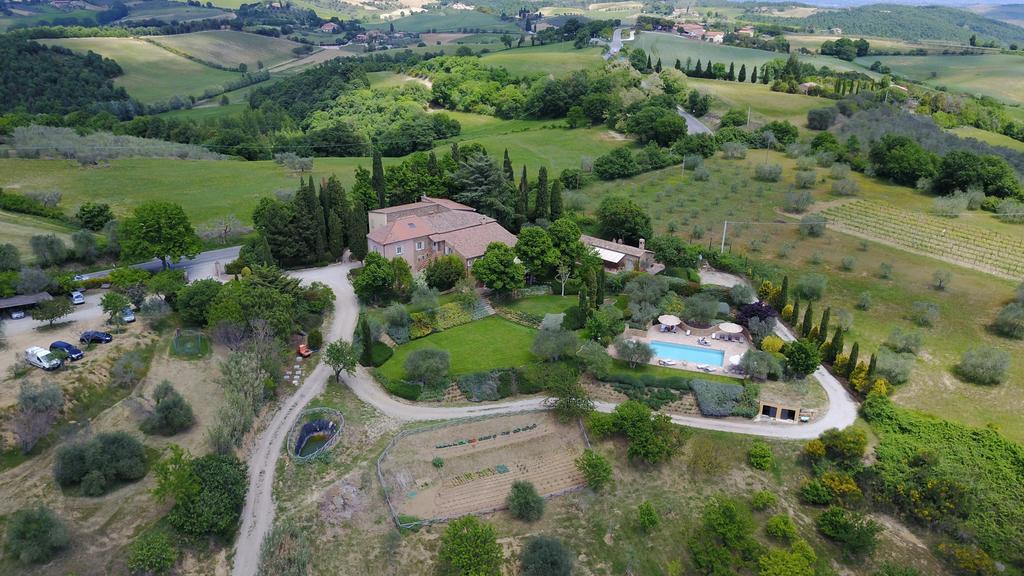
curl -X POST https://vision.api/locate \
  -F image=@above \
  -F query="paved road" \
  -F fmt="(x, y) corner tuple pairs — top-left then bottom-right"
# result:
(77, 246), (241, 281)
(677, 105), (713, 135)
(603, 27), (633, 60)
(232, 264), (859, 575)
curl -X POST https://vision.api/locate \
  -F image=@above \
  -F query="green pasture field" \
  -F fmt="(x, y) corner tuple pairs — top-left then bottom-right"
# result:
(577, 150), (1024, 441)
(0, 5), (96, 31)
(376, 316), (538, 381)
(479, 42), (604, 77)
(631, 31), (874, 76)
(506, 294), (576, 316)
(151, 30), (307, 69)
(44, 37), (243, 103)
(950, 126), (1024, 153)
(363, 8), (520, 33)
(539, 5), (641, 21)
(784, 33), (952, 54)
(684, 77), (826, 130)
(854, 53), (1024, 106)
(119, 0), (227, 22)
(0, 210), (82, 265)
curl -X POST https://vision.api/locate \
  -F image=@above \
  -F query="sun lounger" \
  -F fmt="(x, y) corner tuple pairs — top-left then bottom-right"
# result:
(658, 359), (678, 366)
(686, 329), (691, 336)
(711, 333), (719, 340)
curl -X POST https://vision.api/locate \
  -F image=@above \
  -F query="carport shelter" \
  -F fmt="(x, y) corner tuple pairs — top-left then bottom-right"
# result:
(0, 292), (52, 316)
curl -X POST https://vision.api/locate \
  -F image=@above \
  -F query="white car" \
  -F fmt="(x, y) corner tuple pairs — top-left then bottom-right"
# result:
(70, 290), (85, 305)
(10, 309), (25, 320)
(121, 307), (136, 323)
(25, 346), (62, 370)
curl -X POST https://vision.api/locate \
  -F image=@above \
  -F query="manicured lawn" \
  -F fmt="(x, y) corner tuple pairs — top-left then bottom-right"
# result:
(507, 294), (576, 316)
(377, 316), (538, 381)
(44, 37), (243, 103)
(480, 42), (605, 77)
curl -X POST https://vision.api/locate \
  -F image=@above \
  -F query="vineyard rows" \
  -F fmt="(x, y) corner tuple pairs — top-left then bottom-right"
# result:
(823, 201), (1024, 279)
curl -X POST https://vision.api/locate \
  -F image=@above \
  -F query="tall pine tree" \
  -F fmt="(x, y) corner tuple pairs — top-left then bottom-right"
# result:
(347, 197), (368, 261)
(801, 302), (814, 337)
(738, 64), (747, 82)
(516, 164), (529, 226)
(827, 325), (843, 364)
(371, 150), (385, 208)
(294, 176), (326, 262)
(502, 149), (514, 183)
(846, 342), (859, 378)
(694, 59), (703, 76)
(750, 65), (758, 83)
(534, 166), (549, 222)
(549, 179), (564, 221)
(818, 307), (831, 344)
(358, 314), (374, 366)
(726, 62), (735, 81)
(655, 58), (662, 73)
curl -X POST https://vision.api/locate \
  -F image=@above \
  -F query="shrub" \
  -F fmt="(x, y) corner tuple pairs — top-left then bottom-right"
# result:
(816, 507), (881, 558)
(874, 348), (914, 385)
(751, 490), (777, 511)
(575, 448), (612, 491)
(856, 291), (872, 311)
(799, 478), (833, 505)
(993, 302), (1024, 339)
(794, 170), (817, 189)
(956, 346), (1010, 385)
(424, 254), (465, 291)
(840, 256), (855, 271)
(517, 362), (577, 394)
(165, 453), (246, 537)
(784, 189), (814, 213)
(722, 141), (747, 159)
(831, 178), (859, 196)
(613, 336), (654, 368)
(307, 328), (323, 350)
(577, 340), (612, 378)
(611, 400), (682, 464)
(637, 501), (660, 532)
(807, 107), (838, 130)
(819, 427), (868, 468)
(830, 163), (851, 180)
(532, 328), (578, 362)
(53, 432), (147, 495)
(561, 305), (587, 330)
(794, 274), (827, 301)
(141, 381), (195, 436)
(691, 380), (744, 417)
(593, 147), (640, 180)
(937, 542), (997, 576)
(755, 163), (783, 182)
(765, 514), (798, 541)
(585, 411), (617, 439)
(693, 166), (711, 181)
(4, 506), (70, 564)
(799, 214), (827, 237)
(996, 199), (1024, 223)
(521, 536), (573, 576)
(437, 516), (502, 576)
(747, 441), (774, 470)
(128, 531), (177, 575)
(761, 335), (784, 353)
(404, 348), (450, 388)
(909, 301), (939, 327)
(884, 327), (922, 354)
(507, 480), (545, 522)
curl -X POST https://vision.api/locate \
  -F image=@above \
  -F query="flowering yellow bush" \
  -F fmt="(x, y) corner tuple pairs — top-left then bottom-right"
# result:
(761, 335), (785, 353)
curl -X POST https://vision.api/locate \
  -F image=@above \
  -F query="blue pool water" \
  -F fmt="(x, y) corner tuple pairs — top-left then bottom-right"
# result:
(650, 340), (725, 366)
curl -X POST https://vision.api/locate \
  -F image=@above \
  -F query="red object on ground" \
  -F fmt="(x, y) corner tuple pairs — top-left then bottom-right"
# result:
(297, 344), (313, 358)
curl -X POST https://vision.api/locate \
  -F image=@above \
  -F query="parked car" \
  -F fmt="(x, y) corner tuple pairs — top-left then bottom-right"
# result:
(80, 330), (113, 344)
(10, 309), (25, 319)
(70, 291), (85, 305)
(121, 307), (135, 323)
(25, 346), (62, 370)
(50, 341), (84, 361)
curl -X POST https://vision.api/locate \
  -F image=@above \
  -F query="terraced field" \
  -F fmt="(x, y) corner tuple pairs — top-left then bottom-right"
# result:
(822, 199), (1024, 279)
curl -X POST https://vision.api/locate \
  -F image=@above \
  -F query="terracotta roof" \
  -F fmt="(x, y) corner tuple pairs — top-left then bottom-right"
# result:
(430, 222), (517, 260)
(367, 215), (432, 244)
(580, 234), (650, 258)
(423, 210), (494, 234)
(423, 197), (475, 211)
(369, 201), (433, 215)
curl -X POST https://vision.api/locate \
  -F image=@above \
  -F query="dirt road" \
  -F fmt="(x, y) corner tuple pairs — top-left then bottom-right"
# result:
(232, 263), (858, 575)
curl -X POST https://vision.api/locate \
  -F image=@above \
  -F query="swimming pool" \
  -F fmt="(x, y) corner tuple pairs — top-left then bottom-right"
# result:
(650, 340), (725, 366)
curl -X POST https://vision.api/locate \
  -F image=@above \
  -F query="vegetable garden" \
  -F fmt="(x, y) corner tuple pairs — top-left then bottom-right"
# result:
(822, 200), (1024, 278)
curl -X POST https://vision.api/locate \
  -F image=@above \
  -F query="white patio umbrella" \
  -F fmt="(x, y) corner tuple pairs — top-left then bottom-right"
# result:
(658, 314), (682, 326)
(718, 322), (744, 334)
(729, 355), (742, 366)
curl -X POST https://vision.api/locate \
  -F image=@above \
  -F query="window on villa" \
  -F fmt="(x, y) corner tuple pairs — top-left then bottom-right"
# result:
(416, 241), (424, 251)
(433, 242), (441, 251)
(395, 246), (403, 255)
(445, 247), (452, 255)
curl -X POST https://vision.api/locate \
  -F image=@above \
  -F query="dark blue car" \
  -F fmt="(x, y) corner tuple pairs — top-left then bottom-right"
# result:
(80, 331), (113, 344)
(50, 341), (84, 361)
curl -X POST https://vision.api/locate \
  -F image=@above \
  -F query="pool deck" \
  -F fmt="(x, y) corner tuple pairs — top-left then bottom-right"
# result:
(638, 325), (751, 375)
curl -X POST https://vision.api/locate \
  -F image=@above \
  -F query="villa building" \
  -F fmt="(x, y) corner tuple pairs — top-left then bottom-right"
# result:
(680, 23), (706, 38)
(580, 235), (664, 274)
(367, 197), (516, 271)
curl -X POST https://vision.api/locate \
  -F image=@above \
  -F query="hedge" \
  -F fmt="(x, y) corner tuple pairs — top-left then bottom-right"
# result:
(690, 379), (744, 417)
(375, 371), (422, 401)
(457, 369), (517, 402)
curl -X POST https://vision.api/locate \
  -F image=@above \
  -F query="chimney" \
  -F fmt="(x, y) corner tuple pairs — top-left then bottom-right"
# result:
(638, 238), (645, 250)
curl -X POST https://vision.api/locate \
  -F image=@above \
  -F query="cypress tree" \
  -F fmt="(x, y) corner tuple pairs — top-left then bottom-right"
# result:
(778, 275), (789, 310)
(818, 307), (831, 344)
(502, 148), (514, 183)
(827, 325), (843, 364)
(517, 164), (529, 225)
(750, 66), (758, 83)
(326, 211), (344, 260)
(674, 58), (681, 70)
(450, 142), (461, 164)
(801, 302), (814, 337)
(428, 150), (440, 177)
(846, 342), (859, 378)
(596, 265), (606, 305)
(791, 298), (800, 324)
(738, 63), (747, 82)
(655, 58), (662, 73)
(371, 150), (385, 208)
(726, 62), (735, 81)
(534, 166), (549, 221)
(645, 54), (652, 71)
(549, 179), (564, 221)
(694, 59), (703, 76)
(760, 64), (770, 84)
(347, 198), (368, 261)
(294, 176), (326, 262)
(705, 59), (715, 79)
(867, 353), (877, 378)
(358, 314), (374, 366)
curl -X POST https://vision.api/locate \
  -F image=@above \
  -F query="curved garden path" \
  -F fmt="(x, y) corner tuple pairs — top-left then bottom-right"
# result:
(232, 263), (858, 576)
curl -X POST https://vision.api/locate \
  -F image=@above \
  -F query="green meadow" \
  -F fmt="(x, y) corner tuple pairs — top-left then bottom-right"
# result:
(479, 42), (605, 77)
(685, 78), (826, 130)
(0, 210), (82, 265)
(855, 53), (1024, 106)
(364, 9), (519, 33)
(151, 30), (307, 69)
(44, 37), (243, 103)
